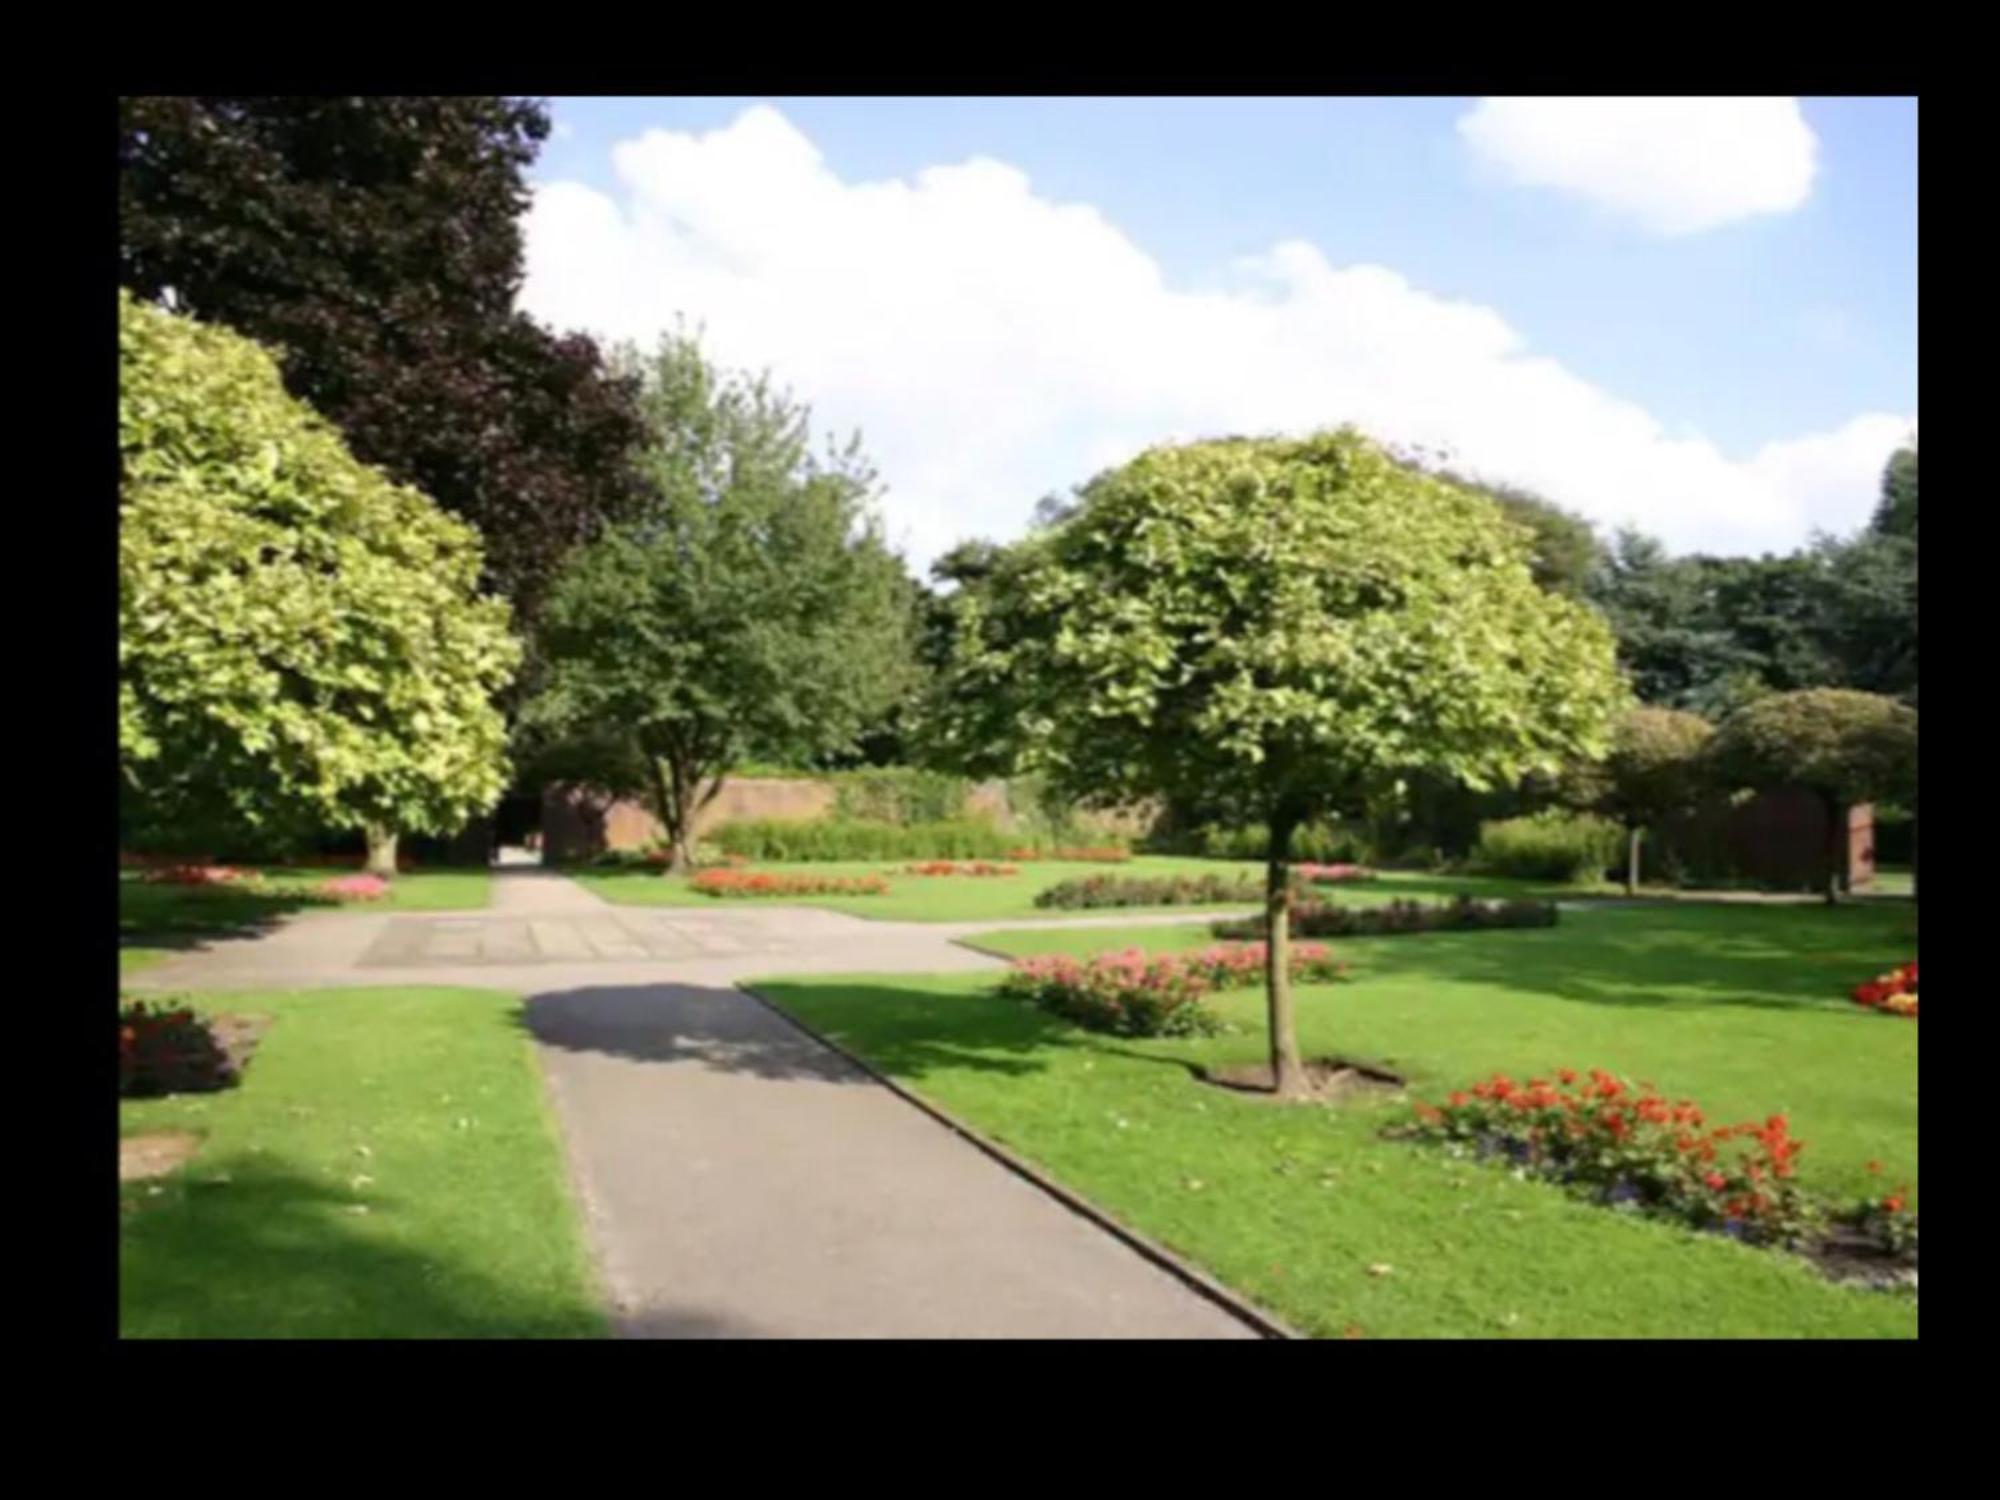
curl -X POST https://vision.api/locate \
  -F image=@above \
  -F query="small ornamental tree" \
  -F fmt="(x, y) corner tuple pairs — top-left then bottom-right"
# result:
(931, 429), (1627, 1096)
(524, 331), (918, 870)
(1706, 688), (1917, 904)
(119, 291), (522, 873)
(1581, 706), (1715, 894)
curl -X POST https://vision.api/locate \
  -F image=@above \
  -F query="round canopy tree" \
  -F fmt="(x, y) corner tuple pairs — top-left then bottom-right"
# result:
(120, 290), (522, 872)
(932, 429), (1627, 1096)
(1582, 706), (1715, 894)
(1705, 688), (1917, 903)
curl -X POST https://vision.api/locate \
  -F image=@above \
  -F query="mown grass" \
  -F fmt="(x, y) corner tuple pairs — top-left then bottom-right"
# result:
(572, 856), (1588, 923)
(119, 985), (603, 1339)
(751, 900), (1918, 1338)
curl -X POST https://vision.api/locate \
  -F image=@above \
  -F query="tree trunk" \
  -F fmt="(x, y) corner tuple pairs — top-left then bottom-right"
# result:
(1266, 814), (1307, 1098)
(364, 823), (398, 878)
(1626, 825), (1642, 897)
(1823, 796), (1844, 906)
(649, 758), (694, 873)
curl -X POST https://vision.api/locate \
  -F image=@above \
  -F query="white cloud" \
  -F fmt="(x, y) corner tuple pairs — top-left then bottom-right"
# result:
(522, 104), (1905, 575)
(1457, 97), (1819, 235)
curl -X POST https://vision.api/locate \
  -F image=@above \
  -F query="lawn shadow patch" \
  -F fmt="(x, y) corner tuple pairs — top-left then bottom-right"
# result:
(120, 1159), (604, 1338)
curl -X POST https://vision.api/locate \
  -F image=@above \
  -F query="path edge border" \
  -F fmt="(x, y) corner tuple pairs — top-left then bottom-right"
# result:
(735, 981), (1303, 1342)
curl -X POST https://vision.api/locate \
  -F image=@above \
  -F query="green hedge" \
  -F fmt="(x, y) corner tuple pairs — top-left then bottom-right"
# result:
(711, 817), (1014, 861)
(1469, 811), (1622, 885)
(1149, 820), (1375, 864)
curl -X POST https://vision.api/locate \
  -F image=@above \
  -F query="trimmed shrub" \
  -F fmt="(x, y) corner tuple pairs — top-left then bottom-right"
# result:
(688, 870), (891, 898)
(1005, 845), (1132, 863)
(1164, 821), (1375, 864)
(1212, 894), (1558, 940)
(711, 817), (1013, 861)
(1470, 811), (1623, 884)
(1034, 872), (1279, 910)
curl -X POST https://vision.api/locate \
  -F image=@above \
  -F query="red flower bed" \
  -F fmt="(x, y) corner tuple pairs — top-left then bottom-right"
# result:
(119, 1001), (242, 1097)
(1004, 846), (1132, 863)
(1850, 960), (1917, 1018)
(318, 873), (392, 902)
(139, 864), (257, 887)
(1297, 862), (1378, 885)
(689, 869), (891, 898)
(904, 860), (1019, 877)
(998, 941), (1346, 1037)
(1405, 1068), (1916, 1269)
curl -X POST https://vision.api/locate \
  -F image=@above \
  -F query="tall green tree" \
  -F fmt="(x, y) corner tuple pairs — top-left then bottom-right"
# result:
(1872, 441), (1918, 541)
(119, 95), (645, 624)
(524, 331), (918, 868)
(1705, 689), (1917, 904)
(120, 292), (521, 873)
(1574, 707), (1715, 894)
(933, 429), (1626, 1096)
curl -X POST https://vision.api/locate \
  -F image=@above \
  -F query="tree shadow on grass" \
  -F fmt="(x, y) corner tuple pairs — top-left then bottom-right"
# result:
(118, 879), (340, 962)
(524, 981), (1065, 1086)
(119, 1160), (605, 1339)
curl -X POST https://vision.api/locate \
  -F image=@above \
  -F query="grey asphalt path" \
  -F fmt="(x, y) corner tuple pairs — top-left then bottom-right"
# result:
(125, 869), (1260, 1339)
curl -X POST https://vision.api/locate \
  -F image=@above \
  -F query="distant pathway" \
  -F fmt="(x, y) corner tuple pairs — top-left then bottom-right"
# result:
(127, 869), (1260, 1340)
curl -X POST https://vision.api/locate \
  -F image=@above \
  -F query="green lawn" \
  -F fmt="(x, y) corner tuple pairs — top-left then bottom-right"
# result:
(120, 985), (603, 1338)
(572, 855), (1587, 923)
(120, 865), (492, 971)
(751, 900), (1918, 1338)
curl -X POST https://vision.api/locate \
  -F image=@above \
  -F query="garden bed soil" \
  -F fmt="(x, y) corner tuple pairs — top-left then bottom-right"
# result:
(1198, 1057), (1406, 1104)
(1803, 1222), (1919, 1290)
(120, 1130), (202, 1181)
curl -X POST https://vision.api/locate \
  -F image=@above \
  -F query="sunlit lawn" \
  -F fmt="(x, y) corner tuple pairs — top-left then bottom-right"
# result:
(119, 986), (603, 1338)
(751, 900), (1918, 1338)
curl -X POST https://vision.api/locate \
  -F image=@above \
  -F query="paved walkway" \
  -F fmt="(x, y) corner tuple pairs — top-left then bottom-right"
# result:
(126, 869), (1258, 1340)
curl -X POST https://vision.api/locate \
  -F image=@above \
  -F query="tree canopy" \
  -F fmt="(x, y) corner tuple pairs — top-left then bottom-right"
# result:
(933, 428), (1627, 1092)
(1705, 688), (1917, 901)
(1576, 706), (1715, 893)
(523, 330), (918, 866)
(119, 291), (521, 858)
(118, 95), (645, 623)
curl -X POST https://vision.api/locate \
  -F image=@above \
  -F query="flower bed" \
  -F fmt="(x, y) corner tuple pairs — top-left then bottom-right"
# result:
(1034, 872), (1277, 909)
(904, 860), (1019, 876)
(139, 863), (258, 887)
(1297, 862), (1378, 885)
(1005, 846), (1132, 863)
(1212, 894), (1558, 940)
(1400, 1067), (1916, 1275)
(998, 941), (1345, 1038)
(688, 869), (891, 898)
(318, 873), (391, 902)
(120, 1000), (245, 1097)
(1851, 960), (1917, 1018)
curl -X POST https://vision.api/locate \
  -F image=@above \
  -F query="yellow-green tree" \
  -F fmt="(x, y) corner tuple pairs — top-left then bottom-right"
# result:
(932, 429), (1627, 1095)
(119, 291), (521, 872)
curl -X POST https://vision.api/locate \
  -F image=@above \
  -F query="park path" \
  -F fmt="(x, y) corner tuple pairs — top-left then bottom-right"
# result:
(125, 869), (1261, 1340)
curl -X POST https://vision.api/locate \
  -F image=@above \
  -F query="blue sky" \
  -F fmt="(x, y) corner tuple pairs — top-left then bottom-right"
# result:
(524, 97), (1916, 569)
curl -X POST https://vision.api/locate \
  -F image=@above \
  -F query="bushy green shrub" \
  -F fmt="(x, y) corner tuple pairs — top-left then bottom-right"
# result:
(1212, 895), (1558, 940)
(829, 768), (971, 825)
(1150, 820), (1374, 863)
(711, 817), (1013, 861)
(1469, 811), (1623, 884)
(1035, 872), (1281, 910)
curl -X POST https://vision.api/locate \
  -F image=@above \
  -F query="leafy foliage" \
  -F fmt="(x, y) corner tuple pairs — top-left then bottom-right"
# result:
(1212, 894), (1559, 940)
(709, 817), (1013, 862)
(1570, 705), (1714, 890)
(1470, 811), (1624, 884)
(931, 427), (1624, 1092)
(524, 330), (919, 867)
(1706, 689), (1917, 810)
(118, 96), (645, 622)
(119, 292), (520, 846)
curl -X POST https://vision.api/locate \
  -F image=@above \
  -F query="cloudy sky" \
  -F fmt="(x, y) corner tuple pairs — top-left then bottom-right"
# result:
(521, 96), (1917, 575)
